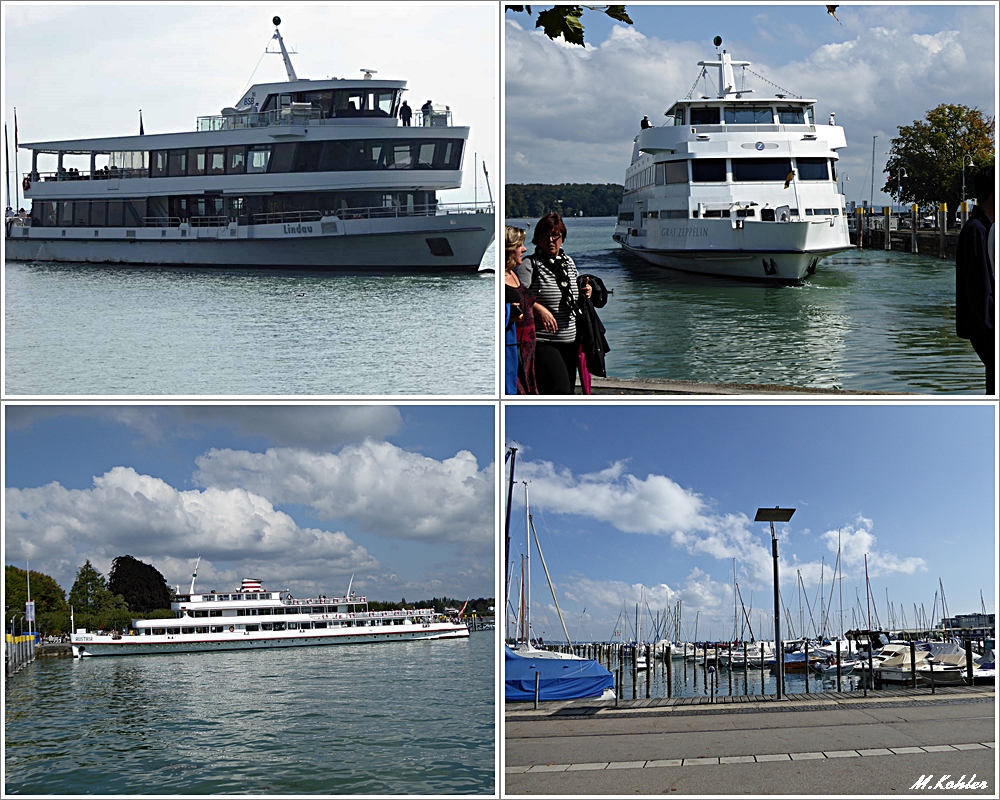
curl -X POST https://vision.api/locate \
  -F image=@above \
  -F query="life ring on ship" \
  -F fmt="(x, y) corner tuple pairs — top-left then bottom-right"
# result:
(22, 177), (30, 191)
(229, 625), (235, 633)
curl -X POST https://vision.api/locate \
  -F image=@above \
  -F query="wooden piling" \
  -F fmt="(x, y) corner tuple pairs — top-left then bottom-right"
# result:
(666, 644), (673, 698)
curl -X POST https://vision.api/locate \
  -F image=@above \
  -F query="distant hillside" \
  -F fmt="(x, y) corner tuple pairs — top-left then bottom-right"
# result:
(506, 183), (623, 219)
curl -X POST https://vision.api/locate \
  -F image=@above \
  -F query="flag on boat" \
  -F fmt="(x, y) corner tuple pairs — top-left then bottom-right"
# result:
(458, 599), (469, 617)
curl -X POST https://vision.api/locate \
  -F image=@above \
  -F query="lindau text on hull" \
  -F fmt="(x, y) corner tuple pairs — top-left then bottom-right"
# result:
(70, 578), (469, 657)
(6, 18), (495, 271)
(613, 37), (852, 282)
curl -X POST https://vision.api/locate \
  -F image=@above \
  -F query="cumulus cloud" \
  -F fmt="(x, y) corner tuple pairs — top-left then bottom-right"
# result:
(505, 9), (994, 188)
(194, 440), (494, 549)
(4, 467), (379, 596)
(821, 516), (926, 577)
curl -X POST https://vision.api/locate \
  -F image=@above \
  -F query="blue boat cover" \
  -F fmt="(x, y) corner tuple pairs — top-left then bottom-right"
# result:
(505, 646), (615, 702)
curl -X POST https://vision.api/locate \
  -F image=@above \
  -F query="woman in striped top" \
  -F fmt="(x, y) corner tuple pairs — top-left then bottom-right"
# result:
(514, 213), (592, 394)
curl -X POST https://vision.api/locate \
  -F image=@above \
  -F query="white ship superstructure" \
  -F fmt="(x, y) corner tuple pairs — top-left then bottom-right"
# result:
(70, 578), (469, 657)
(7, 18), (494, 271)
(613, 40), (851, 282)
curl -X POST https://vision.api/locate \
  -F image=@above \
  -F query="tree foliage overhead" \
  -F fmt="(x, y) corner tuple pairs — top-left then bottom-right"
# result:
(506, 5), (632, 46)
(5, 565), (68, 633)
(108, 555), (173, 612)
(506, 183), (624, 219)
(883, 103), (995, 222)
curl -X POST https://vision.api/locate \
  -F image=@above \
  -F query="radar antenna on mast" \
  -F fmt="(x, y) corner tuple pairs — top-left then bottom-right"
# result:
(360, 69), (378, 80)
(268, 16), (298, 82)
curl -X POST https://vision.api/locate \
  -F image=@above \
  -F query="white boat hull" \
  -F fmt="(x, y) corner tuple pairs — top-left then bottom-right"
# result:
(71, 622), (468, 657)
(5, 213), (494, 271)
(614, 217), (852, 282)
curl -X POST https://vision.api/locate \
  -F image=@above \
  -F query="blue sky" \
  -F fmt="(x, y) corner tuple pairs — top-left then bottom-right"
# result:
(504, 403), (996, 643)
(3, 3), (496, 206)
(4, 405), (496, 602)
(505, 3), (995, 206)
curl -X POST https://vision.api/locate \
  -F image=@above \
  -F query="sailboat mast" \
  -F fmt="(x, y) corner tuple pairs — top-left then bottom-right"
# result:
(504, 447), (517, 603)
(524, 482), (530, 644)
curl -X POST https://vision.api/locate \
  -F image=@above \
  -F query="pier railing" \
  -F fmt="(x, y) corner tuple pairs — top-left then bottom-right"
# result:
(5, 634), (36, 677)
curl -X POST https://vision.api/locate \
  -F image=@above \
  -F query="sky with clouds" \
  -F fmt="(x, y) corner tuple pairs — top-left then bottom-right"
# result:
(3, 3), (497, 205)
(504, 3), (995, 208)
(4, 405), (496, 602)
(504, 403), (996, 644)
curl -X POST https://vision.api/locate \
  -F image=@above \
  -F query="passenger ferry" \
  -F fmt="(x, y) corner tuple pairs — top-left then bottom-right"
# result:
(6, 18), (494, 271)
(70, 578), (469, 658)
(613, 38), (851, 282)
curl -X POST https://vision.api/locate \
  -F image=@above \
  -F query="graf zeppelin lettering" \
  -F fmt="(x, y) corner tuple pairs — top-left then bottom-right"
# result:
(661, 227), (709, 237)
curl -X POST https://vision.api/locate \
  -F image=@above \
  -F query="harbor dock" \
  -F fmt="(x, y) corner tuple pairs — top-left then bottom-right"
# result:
(506, 686), (995, 795)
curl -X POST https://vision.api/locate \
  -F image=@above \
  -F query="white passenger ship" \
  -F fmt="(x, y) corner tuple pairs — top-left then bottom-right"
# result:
(70, 578), (468, 658)
(613, 39), (851, 282)
(7, 18), (494, 271)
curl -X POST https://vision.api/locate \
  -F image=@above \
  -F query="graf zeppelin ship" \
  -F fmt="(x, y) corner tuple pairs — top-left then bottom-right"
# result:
(613, 38), (852, 282)
(7, 18), (494, 271)
(70, 578), (469, 658)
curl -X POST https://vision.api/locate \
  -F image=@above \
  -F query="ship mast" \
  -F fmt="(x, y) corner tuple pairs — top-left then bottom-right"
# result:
(270, 17), (298, 82)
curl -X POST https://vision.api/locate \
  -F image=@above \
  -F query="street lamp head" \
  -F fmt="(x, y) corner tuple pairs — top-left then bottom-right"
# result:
(754, 507), (796, 523)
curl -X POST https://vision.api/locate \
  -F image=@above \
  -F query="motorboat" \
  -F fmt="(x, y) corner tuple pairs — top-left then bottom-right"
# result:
(613, 38), (851, 282)
(8, 18), (494, 270)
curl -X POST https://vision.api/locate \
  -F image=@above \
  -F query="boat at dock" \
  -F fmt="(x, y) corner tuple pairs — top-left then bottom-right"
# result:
(613, 37), (851, 282)
(69, 577), (468, 658)
(7, 18), (494, 271)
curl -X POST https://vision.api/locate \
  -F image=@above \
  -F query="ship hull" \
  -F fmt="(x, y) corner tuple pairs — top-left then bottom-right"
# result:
(5, 213), (494, 272)
(71, 623), (469, 657)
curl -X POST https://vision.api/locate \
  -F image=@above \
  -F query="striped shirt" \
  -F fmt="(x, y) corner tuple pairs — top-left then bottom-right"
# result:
(515, 251), (580, 343)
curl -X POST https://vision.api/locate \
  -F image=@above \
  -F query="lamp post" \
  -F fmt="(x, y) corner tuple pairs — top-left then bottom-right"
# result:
(961, 155), (974, 204)
(897, 169), (907, 212)
(839, 173), (849, 197)
(755, 506), (796, 699)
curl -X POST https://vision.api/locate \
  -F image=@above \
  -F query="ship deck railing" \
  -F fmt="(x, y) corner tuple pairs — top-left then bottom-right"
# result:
(33, 167), (149, 182)
(194, 107), (453, 131)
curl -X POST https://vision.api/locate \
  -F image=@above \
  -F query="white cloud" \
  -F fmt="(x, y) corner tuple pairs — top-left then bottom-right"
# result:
(5, 467), (378, 596)
(193, 440), (494, 549)
(821, 516), (926, 577)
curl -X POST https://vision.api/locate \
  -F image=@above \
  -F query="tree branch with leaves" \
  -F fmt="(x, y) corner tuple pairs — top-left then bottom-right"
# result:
(506, 5), (632, 46)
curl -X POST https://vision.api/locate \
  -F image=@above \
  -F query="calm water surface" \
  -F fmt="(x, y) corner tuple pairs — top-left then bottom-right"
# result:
(508, 217), (985, 393)
(5, 634), (495, 794)
(4, 250), (494, 396)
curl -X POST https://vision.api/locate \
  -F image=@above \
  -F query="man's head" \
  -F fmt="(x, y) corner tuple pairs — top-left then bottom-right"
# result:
(973, 165), (995, 221)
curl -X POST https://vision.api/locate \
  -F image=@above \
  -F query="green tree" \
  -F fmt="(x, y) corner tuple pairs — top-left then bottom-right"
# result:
(68, 559), (107, 614)
(883, 103), (995, 226)
(108, 555), (172, 612)
(506, 183), (624, 218)
(506, 5), (632, 46)
(5, 565), (68, 635)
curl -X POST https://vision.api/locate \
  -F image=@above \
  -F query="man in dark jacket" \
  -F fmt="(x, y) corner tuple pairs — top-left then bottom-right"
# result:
(955, 166), (995, 394)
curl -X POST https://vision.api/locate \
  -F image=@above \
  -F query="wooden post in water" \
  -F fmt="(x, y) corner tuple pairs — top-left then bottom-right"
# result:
(804, 640), (809, 694)
(960, 200), (969, 230)
(910, 204), (918, 254)
(632, 645), (638, 699)
(646, 644), (651, 698)
(728, 643), (732, 695)
(910, 641), (917, 689)
(836, 640), (842, 692)
(965, 639), (974, 685)
(666, 644), (673, 698)
(938, 202), (947, 258)
(743, 642), (748, 696)
(856, 208), (864, 249)
(760, 642), (765, 695)
(883, 207), (891, 250)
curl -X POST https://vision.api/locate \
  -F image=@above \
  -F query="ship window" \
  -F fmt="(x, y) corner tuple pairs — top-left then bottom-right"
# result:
(168, 150), (188, 177)
(188, 148), (206, 176)
(125, 199), (146, 226)
(313, 621), (327, 629)
(761, 208), (776, 221)
(210, 626), (224, 633)
(311, 607), (325, 614)
(662, 210), (688, 219)
(668, 106), (684, 126)
(226, 147), (246, 175)
(58, 201), (73, 226)
(207, 147), (226, 175)
(288, 622), (299, 629)
(218, 595), (230, 601)
(691, 159), (727, 182)
(391, 143), (412, 169)
(690, 107), (719, 125)
(703, 209), (730, 218)
(247, 145), (272, 174)
(91, 201), (107, 226)
(732, 158), (792, 182)
(245, 624), (260, 632)
(182, 627), (195, 634)
(73, 201), (90, 226)
(151, 150), (168, 178)
(662, 161), (687, 184)
(724, 106), (774, 124)
(261, 623), (273, 631)
(376, 91), (395, 117)
(153, 628), (165, 635)
(736, 208), (756, 218)
(797, 157), (830, 181)
(777, 107), (805, 124)
(193, 610), (208, 618)
(293, 142), (323, 172)
(107, 201), (124, 226)
(196, 626), (209, 634)
(210, 609), (222, 617)
(273, 622), (286, 631)
(418, 143), (435, 168)
(269, 143), (297, 173)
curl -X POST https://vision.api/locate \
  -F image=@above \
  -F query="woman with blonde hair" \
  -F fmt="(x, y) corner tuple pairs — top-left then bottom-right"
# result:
(504, 225), (537, 393)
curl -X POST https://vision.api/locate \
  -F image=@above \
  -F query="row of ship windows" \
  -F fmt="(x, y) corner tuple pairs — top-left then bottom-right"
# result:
(142, 620), (406, 634)
(184, 606), (356, 617)
(148, 139), (463, 177)
(625, 158), (833, 192)
(618, 208), (842, 222)
(674, 106), (815, 126)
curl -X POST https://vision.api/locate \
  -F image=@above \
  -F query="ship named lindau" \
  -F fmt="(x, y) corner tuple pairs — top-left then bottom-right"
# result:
(6, 17), (494, 271)
(70, 578), (469, 658)
(614, 38), (852, 282)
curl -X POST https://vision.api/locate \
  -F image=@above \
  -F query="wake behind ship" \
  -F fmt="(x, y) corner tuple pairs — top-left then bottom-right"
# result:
(6, 18), (494, 271)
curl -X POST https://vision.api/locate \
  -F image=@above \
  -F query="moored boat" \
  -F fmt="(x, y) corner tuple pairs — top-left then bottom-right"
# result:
(613, 38), (851, 282)
(70, 577), (468, 658)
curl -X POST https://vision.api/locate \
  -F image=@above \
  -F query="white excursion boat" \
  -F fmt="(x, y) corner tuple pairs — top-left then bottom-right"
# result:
(613, 38), (851, 282)
(70, 577), (468, 658)
(7, 18), (494, 271)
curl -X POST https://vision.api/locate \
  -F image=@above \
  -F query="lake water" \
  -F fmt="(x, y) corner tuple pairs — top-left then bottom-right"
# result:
(4, 249), (495, 396)
(4, 633), (495, 795)
(507, 217), (986, 394)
